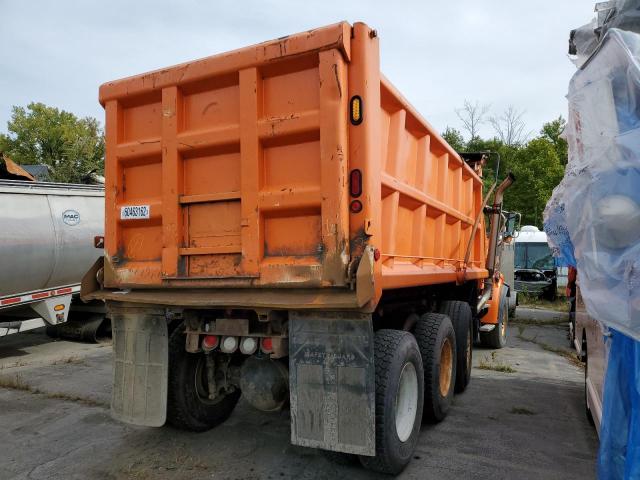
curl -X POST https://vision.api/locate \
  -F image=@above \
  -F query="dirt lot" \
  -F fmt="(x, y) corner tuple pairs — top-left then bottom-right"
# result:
(0, 309), (597, 480)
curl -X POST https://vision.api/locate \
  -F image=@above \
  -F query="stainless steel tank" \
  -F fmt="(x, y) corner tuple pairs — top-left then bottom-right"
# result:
(0, 180), (104, 297)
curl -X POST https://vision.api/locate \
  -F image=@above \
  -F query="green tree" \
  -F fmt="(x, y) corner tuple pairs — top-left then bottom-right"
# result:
(503, 137), (565, 227)
(0, 103), (104, 183)
(540, 116), (568, 165)
(442, 127), (465, 152)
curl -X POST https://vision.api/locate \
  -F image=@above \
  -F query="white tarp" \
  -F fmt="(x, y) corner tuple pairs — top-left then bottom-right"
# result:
(544, 28), (640, 340)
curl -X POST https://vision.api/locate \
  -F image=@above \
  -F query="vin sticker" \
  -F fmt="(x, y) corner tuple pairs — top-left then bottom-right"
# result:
(121, 205), (150, 220)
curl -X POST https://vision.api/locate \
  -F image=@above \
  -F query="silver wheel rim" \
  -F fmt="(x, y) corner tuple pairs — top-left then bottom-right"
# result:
(395, 362), (418, 443)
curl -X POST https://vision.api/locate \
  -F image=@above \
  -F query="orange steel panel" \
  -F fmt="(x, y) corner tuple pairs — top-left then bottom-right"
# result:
(102, 22), (351, 289)
(101, 21), (489, 304)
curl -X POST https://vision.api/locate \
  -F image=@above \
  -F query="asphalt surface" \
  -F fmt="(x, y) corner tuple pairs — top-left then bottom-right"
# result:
(0, 307), (598, 479)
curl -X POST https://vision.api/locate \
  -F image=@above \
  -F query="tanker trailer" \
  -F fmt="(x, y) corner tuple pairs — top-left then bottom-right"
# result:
(0, 179), (107, 340)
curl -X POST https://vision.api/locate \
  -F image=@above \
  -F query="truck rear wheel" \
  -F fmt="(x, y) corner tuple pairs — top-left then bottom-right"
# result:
(359, 329), (424, 475)
(480, 294), (508, 349)
(439, 301), (473, 393)
(414, 313), (456, 423)
(166, 326), (241, 432)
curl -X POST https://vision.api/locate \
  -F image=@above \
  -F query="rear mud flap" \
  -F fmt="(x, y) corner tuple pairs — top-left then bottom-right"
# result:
(110, 311), (168, 427)
(289, 312), (375, 456)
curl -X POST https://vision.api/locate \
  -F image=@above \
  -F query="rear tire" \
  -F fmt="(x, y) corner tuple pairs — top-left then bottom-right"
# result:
(439, 301), (472, 393)
(166, 325), (241, 432)
(359, 330), (424, 475)
(414, 313), (456, 423)
(480, 294), (508, 349)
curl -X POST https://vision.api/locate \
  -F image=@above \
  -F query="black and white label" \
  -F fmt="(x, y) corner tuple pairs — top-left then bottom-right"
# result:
(120, 205), (150, 220)
(62, 209), (80, 226)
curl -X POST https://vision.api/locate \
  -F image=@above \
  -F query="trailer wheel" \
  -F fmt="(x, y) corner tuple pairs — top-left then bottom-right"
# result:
(166, 325), (241, 432)
(359, 329), (424, 475)
(480, 294), (509, 349)
(439, 301), (473, 393)
(414, 314), (457, 423)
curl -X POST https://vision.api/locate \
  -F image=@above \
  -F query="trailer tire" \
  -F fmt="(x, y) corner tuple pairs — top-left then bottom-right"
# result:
(415, 313), (456, 423)
(166, 326), (241, 432)
(480, 294), (509, 349)
(359, 330), (424, 475)
(439, 301), (473, 393)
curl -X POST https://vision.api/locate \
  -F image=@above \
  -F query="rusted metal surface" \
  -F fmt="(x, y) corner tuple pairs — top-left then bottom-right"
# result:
(0, 155), (35, 181)
(85, 287), (361, 310)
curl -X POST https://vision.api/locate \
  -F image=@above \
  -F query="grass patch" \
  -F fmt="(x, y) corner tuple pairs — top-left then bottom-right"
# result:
(516, 333), (584, 368)
(518, 293), (570, 313)
(477, 352), (516, 373)
(52, 356), (86, 366)
(0, 374), (107, 408)
(511, 317), (567, 327)
(510, 407), (536, 415)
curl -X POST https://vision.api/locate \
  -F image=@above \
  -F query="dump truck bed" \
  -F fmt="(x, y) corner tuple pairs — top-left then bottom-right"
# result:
(99, 21), (487, 307)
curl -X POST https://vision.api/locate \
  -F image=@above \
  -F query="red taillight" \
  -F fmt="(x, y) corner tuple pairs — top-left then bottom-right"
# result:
(94, 235), (104, 249)
(350, 169), (362, 198)
(202, 335), (219, 351)
(350, 200), (363, 213)
(374, 248), (381, 261)
(261, 337), (273, 353)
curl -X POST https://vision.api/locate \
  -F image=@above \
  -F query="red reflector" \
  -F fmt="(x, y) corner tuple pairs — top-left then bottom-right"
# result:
(261, 337), (273, 353)
(349, 169), (362, 198)
(350, 200), (363, 213)
(1, 297), (21, 306)
(202, 335), (219, 350)
(374, 248), (381, 261)
(94, 235), (105, 249)
(31, 292), (51, 300)
(55, 288), (73, 295)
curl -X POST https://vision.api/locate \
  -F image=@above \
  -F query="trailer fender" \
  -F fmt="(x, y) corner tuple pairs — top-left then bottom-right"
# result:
(289, 311), (375, 456)
(110, 306), (168, 427)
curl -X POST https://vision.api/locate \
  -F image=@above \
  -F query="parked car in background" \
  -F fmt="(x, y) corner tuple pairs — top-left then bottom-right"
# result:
(514, 225), (557, 300)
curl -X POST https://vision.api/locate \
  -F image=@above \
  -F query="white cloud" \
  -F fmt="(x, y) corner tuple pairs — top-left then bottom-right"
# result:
(0, 0), (593, 139)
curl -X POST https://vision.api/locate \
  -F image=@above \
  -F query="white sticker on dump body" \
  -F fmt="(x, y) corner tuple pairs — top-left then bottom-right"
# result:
(121, 205), (150, 220)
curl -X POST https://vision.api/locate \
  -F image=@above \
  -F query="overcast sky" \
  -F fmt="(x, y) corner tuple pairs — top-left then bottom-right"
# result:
(0, 1), (593, 140)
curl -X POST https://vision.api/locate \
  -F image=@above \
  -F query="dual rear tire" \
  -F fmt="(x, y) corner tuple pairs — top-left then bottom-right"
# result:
(166, 326), (241, 432)
(362, 314), (458, 474)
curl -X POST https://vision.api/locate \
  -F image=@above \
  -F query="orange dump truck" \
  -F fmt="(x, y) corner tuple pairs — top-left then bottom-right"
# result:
(84, 21), (514, 474)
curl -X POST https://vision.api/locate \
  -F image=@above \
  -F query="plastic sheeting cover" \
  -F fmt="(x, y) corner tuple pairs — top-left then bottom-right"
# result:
(597, 329), (640, 479)
(544, 29), (640, 341)
(570, 0), (640, 68)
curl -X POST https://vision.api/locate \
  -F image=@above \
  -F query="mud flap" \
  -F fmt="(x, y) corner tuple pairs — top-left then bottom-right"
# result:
(110, 310), (168, 427)
(289, 311), (375, 456)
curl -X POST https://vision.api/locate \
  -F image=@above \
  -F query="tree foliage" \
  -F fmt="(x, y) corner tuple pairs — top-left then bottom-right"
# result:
(443, 107), (567, 228)
(442, 127), (465, 152)
(0, 103), (104, 183)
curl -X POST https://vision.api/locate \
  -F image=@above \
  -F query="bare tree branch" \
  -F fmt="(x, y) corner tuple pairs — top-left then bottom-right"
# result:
(455, 100), (490, 141)
(489, 106), (531, 146)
